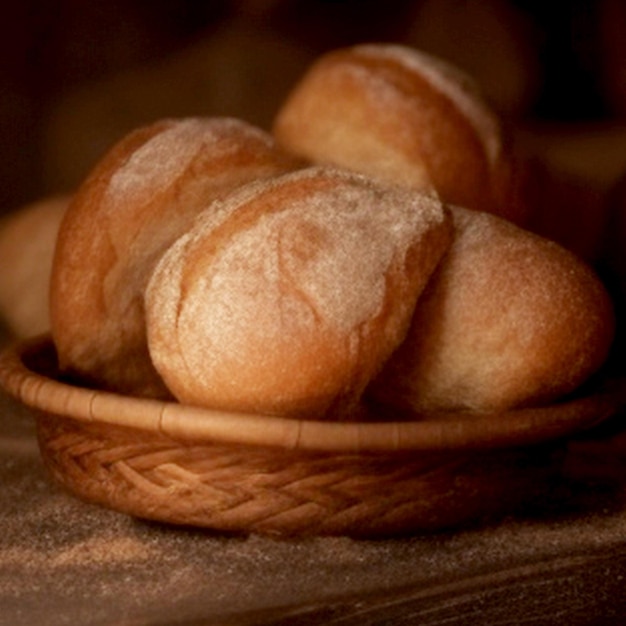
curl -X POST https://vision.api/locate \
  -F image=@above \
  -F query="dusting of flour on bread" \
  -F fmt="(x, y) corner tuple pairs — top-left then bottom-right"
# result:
(104, 119), (210, 209)
(146, 167), (451, 418)
(103, 118), (275, 212)
(353, 44), (502, 167)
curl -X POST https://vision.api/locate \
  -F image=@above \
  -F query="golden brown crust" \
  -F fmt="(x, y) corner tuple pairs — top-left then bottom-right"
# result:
(369, 206), (615, 414)
(273, 44), (526, 224)
(145, 167), (453, 419)
(50, 117), (303, 398)
(45, 49), (618, 422)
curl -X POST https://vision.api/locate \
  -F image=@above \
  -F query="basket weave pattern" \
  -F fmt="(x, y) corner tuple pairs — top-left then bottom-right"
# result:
(2, 336), (625, 536)
(35, 413), (560, 536)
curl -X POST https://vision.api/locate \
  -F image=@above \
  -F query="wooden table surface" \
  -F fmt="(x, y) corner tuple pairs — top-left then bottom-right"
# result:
(3, 328), (626, 625)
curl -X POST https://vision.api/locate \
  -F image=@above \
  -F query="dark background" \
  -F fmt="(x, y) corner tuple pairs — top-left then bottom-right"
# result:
(1, 0), (625, 215)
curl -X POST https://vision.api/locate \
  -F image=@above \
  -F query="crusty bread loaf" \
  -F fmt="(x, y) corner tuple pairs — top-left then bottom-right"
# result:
(145, 166), (453, 419)
(368, 206), (615, 414)
(0, 195), (68, 337)
(273, 44), (526, 224)
(50, 117), (303, 398)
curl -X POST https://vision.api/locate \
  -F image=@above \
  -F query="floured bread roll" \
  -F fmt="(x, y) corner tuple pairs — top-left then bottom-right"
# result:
(273, 44), (526, 224)
(369, 207), (615, 414)
(145, 167), (452, 419)
(50, 117), (303, 398)
(0, 195), (68, 337)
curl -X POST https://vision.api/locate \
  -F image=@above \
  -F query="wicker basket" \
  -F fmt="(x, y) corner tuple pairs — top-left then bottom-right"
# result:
(1, 335), (625, 537)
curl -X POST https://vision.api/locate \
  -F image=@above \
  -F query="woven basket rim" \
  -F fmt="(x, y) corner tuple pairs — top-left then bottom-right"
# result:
(1, 334), (624, 453)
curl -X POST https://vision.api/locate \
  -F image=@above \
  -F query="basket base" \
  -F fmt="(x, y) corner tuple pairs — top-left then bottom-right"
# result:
(36, 412), (566, 537)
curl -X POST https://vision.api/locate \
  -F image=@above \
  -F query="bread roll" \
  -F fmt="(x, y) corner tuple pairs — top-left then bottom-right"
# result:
(50, 117), (303, 398)
(145, 167), (452, 419)
(273, 44), (526, 224)
(369, 207), (615, 414)
(0, 195), (68, 337)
